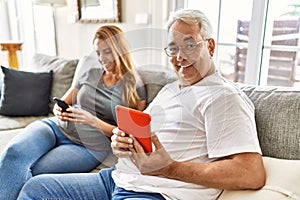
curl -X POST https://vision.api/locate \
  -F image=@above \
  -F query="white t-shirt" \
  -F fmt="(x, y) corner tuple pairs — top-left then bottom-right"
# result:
(112, 72), (262, 200)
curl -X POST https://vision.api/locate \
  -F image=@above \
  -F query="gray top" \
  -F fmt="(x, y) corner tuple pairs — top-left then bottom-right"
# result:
(57, 67), (146, 151)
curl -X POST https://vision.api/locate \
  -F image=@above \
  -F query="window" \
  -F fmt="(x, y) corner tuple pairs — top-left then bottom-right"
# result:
(0, 0), (22, 67)
(262, 1), (300, 87)
(0, 0), (56, 69)
(32, 4), (56, 56)
(184, 0), (300, 87)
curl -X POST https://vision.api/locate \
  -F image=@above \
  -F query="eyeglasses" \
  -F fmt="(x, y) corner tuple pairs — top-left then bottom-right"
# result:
(164, 39), (208, 57)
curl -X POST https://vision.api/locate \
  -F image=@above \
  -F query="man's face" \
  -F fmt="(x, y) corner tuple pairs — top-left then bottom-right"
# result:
(167, 20), (214, 87)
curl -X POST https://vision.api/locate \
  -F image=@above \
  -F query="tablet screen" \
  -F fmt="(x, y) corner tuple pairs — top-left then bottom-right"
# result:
(115, 105), (152, 153)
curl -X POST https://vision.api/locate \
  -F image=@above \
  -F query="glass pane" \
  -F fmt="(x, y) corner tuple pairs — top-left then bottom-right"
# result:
(33, 5), (56, 56)
(186, 0), (220, 39)
(185, 0), (253, 82)
(263, 0), (300, 87)
(218, 0), (253, 82)
(218, 0), (253, 44)
(217, 46), (239, 81)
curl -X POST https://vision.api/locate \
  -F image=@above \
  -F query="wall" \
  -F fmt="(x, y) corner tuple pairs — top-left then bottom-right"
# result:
(56, 0), (171, 68)
(1, 0), (172, 70)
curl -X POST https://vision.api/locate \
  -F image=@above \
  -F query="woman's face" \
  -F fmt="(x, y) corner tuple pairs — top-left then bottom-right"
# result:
(94, 38), (116, 73)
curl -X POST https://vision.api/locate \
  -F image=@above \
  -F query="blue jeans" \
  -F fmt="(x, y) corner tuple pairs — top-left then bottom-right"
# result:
(0, 117), (109, 200)
(17, 168), (165, 200)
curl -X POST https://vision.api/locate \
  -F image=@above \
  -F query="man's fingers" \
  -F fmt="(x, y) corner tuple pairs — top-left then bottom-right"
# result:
(113, 149), (132, 157)
(112, 127), (126, 137)
(112, 127), (119, 135)
(111, 137), (132, 149)
(151, 134), (163, 150)
(130, 135), (151, 154)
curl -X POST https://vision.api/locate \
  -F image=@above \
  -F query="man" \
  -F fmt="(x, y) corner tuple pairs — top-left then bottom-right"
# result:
(17, 9), (265, 200)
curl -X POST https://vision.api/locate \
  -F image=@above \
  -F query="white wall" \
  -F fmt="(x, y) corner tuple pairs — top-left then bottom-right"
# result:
(1, 0), (172, 70)
(56, 0), (171, 68)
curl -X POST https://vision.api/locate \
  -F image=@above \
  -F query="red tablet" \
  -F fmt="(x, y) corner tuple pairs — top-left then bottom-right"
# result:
(115, 105), (152, 153)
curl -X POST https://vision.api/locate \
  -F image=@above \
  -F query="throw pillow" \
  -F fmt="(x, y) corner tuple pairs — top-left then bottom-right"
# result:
(31, 54), (79, 112)
(0, 66), (53, 116)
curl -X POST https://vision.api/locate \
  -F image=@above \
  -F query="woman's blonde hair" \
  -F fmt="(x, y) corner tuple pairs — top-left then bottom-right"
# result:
(93, 25), (140, 109)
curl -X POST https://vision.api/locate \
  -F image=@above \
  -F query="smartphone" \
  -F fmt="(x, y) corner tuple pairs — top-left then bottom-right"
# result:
(53, 97), (69, 112)
(115, 105), (152, 153)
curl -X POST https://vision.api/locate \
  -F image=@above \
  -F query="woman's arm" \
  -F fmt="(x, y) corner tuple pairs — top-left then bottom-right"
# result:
(61, 87), (79, 105)
(56, 88), (146, 137)
(80, 100), (146, 137)
(59, 106), (116, 137)
(136, 99), (147, 111)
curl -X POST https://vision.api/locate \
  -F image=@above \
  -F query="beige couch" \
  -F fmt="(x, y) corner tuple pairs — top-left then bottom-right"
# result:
(0, 53), (299, 199)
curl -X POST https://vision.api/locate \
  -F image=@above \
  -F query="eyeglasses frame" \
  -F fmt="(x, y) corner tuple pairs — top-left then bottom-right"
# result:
(164, 39), (209, 57)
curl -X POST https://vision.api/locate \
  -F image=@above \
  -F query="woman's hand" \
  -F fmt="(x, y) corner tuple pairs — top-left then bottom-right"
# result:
(55, 103), (116, 137)
(111, 128), (133, 158)
(129, 134), (175, 177)
(63, 107), (98, 126)
(55, 106), (97, 127)
(53, 103), (66, 118)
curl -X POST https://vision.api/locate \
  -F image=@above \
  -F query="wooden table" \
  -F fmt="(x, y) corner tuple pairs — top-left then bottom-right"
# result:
(0, 42), (23, 70)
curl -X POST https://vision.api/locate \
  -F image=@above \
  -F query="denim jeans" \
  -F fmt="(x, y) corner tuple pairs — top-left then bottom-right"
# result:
(17, 168), (165, 200)
(0, 117), (109, 200)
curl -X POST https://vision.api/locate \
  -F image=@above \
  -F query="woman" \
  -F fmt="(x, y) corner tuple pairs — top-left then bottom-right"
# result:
(0, 25), (147, 200)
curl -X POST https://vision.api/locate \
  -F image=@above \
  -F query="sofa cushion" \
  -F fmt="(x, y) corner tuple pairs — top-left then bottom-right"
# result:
(218, 157), (300, 200)
(0, 128), (24, 154)
(31, 54), (79, 112)
(0, 66), (53, 116)
(237, 83), (300, 160)
(0, 114), (53, 131)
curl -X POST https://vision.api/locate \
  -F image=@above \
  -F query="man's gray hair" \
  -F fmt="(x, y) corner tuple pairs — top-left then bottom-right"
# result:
(166, 9), (213, 39)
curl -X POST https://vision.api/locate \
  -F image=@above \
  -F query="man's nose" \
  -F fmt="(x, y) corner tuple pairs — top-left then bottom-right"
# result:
(176, 49), (186, 62)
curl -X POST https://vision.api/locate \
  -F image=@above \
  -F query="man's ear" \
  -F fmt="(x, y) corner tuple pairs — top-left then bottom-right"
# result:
(207, 38), (215, 57)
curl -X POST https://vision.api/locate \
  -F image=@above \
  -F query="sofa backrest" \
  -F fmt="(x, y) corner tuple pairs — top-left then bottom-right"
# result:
(31, 54), (79, 111)
(136, 66), (300, 160)
(71, 51), (101, 87)
(236, 83), (300, 160)
(136, 65), (177, 105)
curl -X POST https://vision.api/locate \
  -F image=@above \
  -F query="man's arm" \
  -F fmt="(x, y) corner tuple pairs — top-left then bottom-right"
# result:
(130, 134), (266, 190)
(163, 152), (265, 190)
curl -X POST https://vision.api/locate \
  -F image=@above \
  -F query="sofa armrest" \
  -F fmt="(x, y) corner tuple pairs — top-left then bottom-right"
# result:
(218, 157), (300, 200)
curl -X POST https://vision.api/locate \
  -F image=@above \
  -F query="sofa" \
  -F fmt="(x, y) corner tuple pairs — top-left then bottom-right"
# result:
(0, 53), (299, 199)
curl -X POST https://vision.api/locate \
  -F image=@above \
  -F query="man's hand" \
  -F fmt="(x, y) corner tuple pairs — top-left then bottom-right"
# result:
(111, 129), (175, 177)
(130, 134), (175, 176)
(111, 128), (134, 158)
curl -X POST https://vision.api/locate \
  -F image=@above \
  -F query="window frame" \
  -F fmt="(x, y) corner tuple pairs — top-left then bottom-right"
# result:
(183, 0), (299, 86)
(244, 0), (268, 85)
